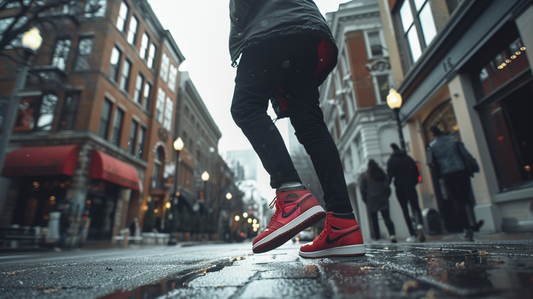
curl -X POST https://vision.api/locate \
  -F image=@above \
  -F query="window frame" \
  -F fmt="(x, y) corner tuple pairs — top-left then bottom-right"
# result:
(137, 126), (146, 160)
(160, 53), (169, 82)
(140, 32), (150, 60)
(58, 91), (80, 131)
(134, 73), (144, 104)
(147, 43), (156, 69)
(395, 0), (438, 66)
(365, 30), (387, 59)
(109, 46), (122, 82)
(156, 88), (165, 123)
(128, 119), (139, 155)
(84, 0), (107, 18)
(50, 38), (71, 71)
(73, 36), (93, 71)
(143, 82), (152, 111)
(98, 98), (113, 139)
(120, 58), (132, 92)
(127, 15), (138, 46)
(116, 1), (129, 33)
(163, 97), (173, 131)
(111, 107), (125, 147)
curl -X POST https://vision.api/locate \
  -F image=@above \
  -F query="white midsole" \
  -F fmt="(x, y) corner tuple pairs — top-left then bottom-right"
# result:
(299, 244), (366, 258)
(253, 205), (325, 249)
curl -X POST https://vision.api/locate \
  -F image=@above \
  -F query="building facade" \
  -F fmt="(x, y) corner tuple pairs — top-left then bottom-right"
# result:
(174, 71), (222, 232)
(321, 0), (414, 240)
(377, 0), (533, 233)
(0, 0), (191, 245)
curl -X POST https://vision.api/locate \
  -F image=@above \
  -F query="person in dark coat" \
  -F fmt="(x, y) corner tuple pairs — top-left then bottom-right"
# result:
(387, 143), (425, 242)
(360, 159), (397, 243)
(54, 202), (71, 252)
(428, 126), (483, 241)
(229, 0), (364, 258)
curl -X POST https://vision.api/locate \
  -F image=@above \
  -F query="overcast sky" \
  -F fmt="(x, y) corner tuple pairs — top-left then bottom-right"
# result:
(147, 0), (348, 199)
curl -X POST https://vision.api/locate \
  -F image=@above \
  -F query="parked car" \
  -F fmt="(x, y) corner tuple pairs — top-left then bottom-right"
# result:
(292, 227), (314, 242)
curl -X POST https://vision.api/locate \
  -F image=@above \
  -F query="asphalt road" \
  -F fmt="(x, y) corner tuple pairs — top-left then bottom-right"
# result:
(1, 239), (533, 298)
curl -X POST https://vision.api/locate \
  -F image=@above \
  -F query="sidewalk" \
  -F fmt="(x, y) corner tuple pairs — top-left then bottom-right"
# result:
(366, 231), (533, 245)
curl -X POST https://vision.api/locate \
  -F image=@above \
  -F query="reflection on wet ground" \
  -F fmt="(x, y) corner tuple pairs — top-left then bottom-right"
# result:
(99, 242), (533, 299)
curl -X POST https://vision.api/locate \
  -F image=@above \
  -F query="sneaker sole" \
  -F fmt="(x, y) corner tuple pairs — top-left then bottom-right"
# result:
(299, 244), (366, 258)
(253, 206), (325, 254)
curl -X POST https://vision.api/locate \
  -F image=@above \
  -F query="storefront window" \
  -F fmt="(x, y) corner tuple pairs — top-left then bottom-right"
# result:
(474, 33), (532, 190)
(482, 81), (533, 189)
(477, 38), (528, 97)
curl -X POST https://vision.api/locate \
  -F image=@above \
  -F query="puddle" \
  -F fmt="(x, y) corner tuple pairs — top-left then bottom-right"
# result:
(98, 257), (245, 299)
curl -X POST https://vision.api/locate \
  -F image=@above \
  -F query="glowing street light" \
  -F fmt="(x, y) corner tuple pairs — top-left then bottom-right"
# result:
(387, 88), (406, 150)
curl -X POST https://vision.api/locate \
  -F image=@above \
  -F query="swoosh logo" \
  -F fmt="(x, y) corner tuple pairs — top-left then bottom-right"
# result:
(325, 227), (360, 244)
(281, 195), (311, 218)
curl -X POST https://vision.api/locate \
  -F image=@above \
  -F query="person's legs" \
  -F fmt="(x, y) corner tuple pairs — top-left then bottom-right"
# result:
(233, 37), (327, 254)
(370, 211), (380, 239)
(380, 209), (396, 236)
(231, 41), (300, 188)
(405, 185), (423, 226)
(395, 185), (416, 236)
(444, 171), (473, 238)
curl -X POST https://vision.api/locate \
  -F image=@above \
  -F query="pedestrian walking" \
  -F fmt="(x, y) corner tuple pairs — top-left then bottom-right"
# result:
(54, 202), (70, 252)
(229, 0), (364, 258)
(387, 143), (426, 242)
(427, 126), (483, 241)
(360, 159), (397, 243)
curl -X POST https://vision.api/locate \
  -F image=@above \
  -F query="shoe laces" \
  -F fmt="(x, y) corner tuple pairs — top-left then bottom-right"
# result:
(267, 196), (281, 227)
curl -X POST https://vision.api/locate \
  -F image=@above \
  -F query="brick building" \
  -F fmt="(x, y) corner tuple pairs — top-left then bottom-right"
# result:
(319, 0), (412, 240)
(0, 0), (195, 245)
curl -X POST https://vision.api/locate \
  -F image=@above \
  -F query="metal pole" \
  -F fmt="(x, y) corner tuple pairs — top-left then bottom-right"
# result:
(168, 149), (180, 246)
(0, 50), (32, 174)
(0, 50), (32, 216)
(394, 108), (406, 151)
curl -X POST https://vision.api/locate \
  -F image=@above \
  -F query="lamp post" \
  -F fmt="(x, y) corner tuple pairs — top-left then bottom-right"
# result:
(201, 171), (209, 230)
(0, 27), (43, 180)
(225, 192), (232, 242)
(168, 137), (183, 246)
(387, 88), (406, 151)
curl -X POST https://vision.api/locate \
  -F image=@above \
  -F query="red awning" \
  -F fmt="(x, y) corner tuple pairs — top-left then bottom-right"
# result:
(88, 150), (139, 190)
(2, 145), (79, 177)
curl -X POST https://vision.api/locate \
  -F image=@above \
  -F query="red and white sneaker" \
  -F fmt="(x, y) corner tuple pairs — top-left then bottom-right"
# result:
(252, 187), (326, 254)
(299, 212), (365, 258)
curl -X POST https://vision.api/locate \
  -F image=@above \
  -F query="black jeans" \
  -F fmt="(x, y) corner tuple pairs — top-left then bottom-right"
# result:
(443, 170), (472, 230)
(395, 184), (423, 236)
(231, 36), (351, 213)
(370, 209), (395, 239)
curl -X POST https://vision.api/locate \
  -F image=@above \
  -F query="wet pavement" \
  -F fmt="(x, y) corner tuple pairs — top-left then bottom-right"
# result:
(1, 239), (532, 298)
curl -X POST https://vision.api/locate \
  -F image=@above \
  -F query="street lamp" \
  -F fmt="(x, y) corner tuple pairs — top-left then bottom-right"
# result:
(243, 212), (248, 218)
(201, 171), (209, 204)
(387, 88), (406, 151)
(0, 27), (43, 184)
(226, 192), (232, 200)
(168, 137), (183, 246)
(234, 215), (240, 222)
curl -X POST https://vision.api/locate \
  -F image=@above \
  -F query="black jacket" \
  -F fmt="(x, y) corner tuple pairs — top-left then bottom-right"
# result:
(387, 150), (420, 186)
(229, 0), (338, 85)
(360, 167), (391, 213)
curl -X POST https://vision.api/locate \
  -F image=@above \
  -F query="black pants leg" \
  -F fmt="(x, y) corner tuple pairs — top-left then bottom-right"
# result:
(395, 186), (416, 236)
(370, 211), (380, 239)
(380, 208), (396, 236)
(443, 170), (472, 230)
(231, 36), (351, 213)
